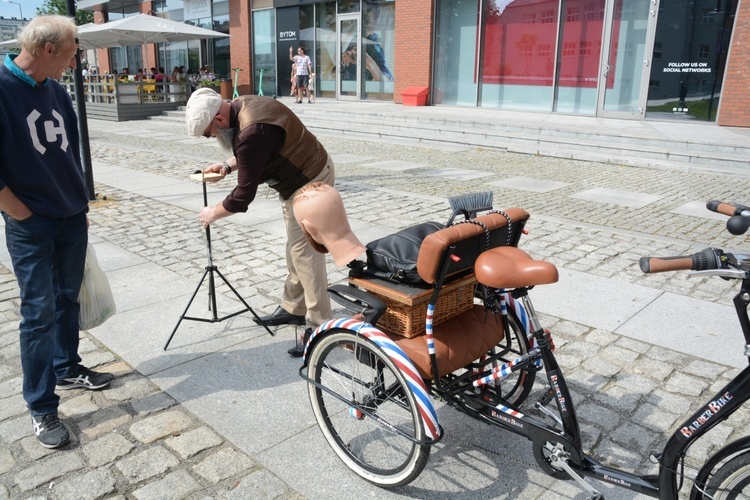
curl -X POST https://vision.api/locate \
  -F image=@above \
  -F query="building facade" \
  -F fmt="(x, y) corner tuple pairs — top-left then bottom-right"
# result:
(0, 16), (27, 59)
(80, 0), (750, 127)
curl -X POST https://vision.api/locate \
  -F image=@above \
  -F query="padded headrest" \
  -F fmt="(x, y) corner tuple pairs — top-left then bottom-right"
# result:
(416, 208), (529, 284)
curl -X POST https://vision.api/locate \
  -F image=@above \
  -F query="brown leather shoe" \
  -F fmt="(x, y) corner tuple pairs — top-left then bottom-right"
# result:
(253, 306), (305, 327)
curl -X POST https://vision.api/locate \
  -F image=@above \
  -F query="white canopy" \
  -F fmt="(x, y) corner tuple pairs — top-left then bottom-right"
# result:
(77, 14), (229, 48)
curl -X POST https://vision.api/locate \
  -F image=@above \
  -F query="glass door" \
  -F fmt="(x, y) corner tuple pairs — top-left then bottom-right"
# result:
(337, 14), (360, 100)
(597, 0), (658, 118)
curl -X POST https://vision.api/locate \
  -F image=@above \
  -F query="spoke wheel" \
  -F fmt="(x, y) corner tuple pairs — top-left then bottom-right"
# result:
(493, 308), (536, 406)
(705, 451), (750, 499)
(307, 329), (430, 488)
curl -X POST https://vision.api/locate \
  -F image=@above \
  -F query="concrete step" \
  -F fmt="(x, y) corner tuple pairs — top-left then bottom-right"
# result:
(149, 106), (749, 173)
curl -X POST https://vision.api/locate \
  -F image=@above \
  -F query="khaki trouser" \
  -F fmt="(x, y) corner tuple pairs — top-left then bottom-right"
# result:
(280, 157), (335, 326)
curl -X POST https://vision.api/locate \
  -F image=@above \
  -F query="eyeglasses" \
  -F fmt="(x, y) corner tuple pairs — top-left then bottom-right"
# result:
(202, 115), (216, 138)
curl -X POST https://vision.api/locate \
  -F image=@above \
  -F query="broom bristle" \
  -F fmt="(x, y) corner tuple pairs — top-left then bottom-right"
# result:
(448, 191), (494, 215)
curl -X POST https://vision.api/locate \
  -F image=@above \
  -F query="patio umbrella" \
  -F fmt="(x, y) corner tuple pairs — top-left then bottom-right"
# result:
(78, 14), (229, 49)
(78, 14), (229, 77)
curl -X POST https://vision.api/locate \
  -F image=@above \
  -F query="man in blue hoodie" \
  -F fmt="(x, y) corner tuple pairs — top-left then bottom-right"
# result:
(0, 15), (114, 449)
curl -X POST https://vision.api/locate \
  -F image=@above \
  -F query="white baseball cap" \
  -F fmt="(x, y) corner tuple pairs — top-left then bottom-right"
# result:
(185, 88), (223, 138)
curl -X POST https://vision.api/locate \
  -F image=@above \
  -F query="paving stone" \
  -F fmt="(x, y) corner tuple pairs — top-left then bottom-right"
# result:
(116, 446), (180, 483)
(632, 403), (678, 433)
(130, 391), (178, 416)
(59, 393), (100, 418)
(193, 448), (256, 482)
(663, 372), (709, 397)
(222, 469), (290, 500)
(0, 393), (26, 421)
(19, 435), (57, 460)
(0, 447), (14, 475)
(51, 467), (117, 500)
(576, 402), (621, 430)
(128, 410), (194, 444)
(165, 426), (223, 459)
(0, 413), (30, 443)
(83, 432), (135, 467)
(0, 377), (22, 399)
(79, 406), (133, 438)
(610, 424), (659, 454)
(14, 452), (85, 491)
(103, 377), (158, 402)
(132, 469), (200, 500)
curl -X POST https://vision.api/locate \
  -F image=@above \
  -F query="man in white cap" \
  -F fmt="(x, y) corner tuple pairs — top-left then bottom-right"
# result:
(185, 89), (335, 337)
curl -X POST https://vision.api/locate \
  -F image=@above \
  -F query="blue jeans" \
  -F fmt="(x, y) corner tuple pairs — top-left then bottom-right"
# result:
(4, 211), (87, 415)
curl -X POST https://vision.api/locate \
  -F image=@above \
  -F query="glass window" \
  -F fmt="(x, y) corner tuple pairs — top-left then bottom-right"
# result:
(433, 0), (480, 106)
(253, 9), (276, 97)
(480, 0), (556, 111)
(363, 0), (395, 100)
(553, 0), (601, 114)
(646, 0), (738, 121)
(316, 2), (337, 98)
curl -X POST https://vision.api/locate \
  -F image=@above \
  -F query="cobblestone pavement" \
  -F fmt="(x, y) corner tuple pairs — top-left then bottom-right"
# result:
(1, 112), (750, 499)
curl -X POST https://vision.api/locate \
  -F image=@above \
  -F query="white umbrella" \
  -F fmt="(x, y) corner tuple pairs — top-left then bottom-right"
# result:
(78, 14), (229, 48)
(0, 38), (19, 48)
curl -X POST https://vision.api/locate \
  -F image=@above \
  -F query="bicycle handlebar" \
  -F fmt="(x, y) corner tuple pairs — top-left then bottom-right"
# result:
(639, 248), (723, 274)
(707, 200), (750, 235)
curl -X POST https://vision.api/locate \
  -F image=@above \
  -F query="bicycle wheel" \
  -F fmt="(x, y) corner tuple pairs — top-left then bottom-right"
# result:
(704, 451), (750, 499)
(307, 329), (430, 487)
(491, 307), (536, 406)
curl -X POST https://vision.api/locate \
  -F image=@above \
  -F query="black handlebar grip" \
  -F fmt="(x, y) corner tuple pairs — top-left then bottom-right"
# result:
(639, 248), (718, 274)
(706, 200), (739, 216)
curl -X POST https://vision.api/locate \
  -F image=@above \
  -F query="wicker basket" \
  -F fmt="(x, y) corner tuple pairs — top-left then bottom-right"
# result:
(375, 282), (475, 338)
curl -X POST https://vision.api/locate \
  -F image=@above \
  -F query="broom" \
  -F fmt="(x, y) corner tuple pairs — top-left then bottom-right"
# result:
(448, 191), (494, 221)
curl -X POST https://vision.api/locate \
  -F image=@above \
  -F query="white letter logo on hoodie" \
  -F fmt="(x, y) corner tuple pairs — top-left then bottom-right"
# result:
(27, 109), (68, 155)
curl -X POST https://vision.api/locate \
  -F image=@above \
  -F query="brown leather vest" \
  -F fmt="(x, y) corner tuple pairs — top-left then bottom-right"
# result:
(235, 96), (328, 199)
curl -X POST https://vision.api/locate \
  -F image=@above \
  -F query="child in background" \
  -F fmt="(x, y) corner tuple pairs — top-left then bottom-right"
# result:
(308, 72), (316, 103)
(290, 62), (297, 97)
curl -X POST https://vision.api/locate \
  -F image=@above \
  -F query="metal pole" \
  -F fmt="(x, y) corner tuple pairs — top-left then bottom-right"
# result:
(66, 0), (96, 200)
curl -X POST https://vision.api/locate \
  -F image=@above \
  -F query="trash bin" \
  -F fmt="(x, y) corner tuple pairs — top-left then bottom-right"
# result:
(400, 86), (429, 106)
(220, 80), (233, 100)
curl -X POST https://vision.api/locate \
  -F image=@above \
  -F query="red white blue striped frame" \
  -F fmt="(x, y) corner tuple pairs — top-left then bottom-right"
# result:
(304, 318), (442, 440)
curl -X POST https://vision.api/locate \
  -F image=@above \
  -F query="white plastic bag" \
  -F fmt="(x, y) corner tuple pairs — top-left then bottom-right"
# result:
(79, 243), (116, 330)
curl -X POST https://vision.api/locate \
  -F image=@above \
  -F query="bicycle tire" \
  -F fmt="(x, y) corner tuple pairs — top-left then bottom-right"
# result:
(307, 328), (430, 487)
(704, 451), (750, 499)
(495, 307), (536, 406)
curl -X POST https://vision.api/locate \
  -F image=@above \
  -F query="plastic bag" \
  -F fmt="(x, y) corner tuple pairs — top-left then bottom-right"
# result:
(79, 243), (116, 330)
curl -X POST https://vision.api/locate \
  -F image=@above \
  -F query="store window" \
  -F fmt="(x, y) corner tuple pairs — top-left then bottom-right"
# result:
(362, 0), (395, 100)
(316, 2), (337, 99)
(479, 0), (558, 111)
(253, 9), (277, 96)
(646, 0), (738, 121)
(433, 0), (480, 106)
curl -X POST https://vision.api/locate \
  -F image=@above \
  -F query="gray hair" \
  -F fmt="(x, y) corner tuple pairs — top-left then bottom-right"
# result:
(18, 15), (77, 57)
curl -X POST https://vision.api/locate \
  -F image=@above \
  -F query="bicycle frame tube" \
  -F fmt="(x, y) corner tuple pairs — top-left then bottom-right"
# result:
(657, 365), (750, 497)
(660, 284), (750, 497)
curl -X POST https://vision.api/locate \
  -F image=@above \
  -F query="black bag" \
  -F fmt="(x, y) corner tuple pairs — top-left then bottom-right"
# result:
(365, 221), (444, 285)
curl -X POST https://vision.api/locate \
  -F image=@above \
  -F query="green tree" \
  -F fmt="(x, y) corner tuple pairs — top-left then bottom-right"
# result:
(37, 0), (94, 26)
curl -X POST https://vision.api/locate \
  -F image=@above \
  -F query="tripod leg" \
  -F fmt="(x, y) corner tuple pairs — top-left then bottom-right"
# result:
(213, 267), (275, 337)
(164, 267), (211, 350)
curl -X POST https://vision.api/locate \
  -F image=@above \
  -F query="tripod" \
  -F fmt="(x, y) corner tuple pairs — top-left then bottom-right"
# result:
(164, 173), (274, 350)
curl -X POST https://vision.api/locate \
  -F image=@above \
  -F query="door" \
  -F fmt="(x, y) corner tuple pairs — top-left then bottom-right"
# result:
(597, 0), (658, 118)
(337, 14), (360, 100)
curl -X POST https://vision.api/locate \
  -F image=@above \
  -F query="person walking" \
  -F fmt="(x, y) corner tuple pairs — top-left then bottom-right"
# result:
(289, 46), (312, 104)
(184, 88), (334, 355)
(0, 15), (115, 449)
